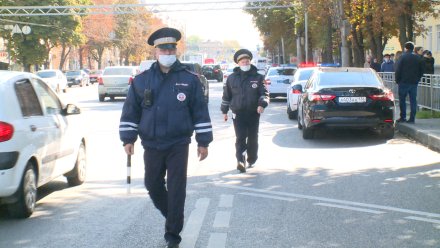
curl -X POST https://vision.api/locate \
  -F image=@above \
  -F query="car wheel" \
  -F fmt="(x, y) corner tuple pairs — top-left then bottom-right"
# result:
(99, 94), (105, 102)
(287, 105), (297, 120)
(381, 126), (395, 139)
(297, 108), (303, 129)
(65, 142), (86, 186)
(302, 125), (314, 139)
(7, 162), (37, 218)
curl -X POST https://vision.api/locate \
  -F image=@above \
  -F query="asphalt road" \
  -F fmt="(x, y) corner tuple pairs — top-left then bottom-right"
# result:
(1, 82), (440, 248)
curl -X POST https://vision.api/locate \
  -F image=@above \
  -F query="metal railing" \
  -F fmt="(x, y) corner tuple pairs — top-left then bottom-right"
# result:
(378, 72), (440, 112)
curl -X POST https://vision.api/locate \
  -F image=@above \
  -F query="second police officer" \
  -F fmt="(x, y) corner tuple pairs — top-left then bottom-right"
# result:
(119, 27), (213, 248)
(221, 49), (269, 173)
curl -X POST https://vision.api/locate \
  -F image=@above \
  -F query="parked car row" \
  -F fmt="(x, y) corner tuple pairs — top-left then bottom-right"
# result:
(35, 68), (101, 94)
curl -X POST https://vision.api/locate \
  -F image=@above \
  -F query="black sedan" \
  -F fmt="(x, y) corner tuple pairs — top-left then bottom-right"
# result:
(297, 67), (395, 139)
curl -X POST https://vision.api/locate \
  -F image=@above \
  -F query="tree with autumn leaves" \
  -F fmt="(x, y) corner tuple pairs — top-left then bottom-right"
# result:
(247, 0), (438, 67)
(0, 0), (165, 70)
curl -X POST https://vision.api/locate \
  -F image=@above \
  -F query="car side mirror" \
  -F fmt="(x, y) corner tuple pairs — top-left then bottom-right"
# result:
(292, 84), (303, 93)
(62, 104), (81, 115)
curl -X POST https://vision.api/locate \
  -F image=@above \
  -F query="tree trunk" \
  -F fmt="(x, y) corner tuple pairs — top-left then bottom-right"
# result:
(350, 23), (365, 67)
(78, 47), (84, 69)
(124, 50), (130, 66)
(59, 43), (71, 70)
(321, 16), (333, 63)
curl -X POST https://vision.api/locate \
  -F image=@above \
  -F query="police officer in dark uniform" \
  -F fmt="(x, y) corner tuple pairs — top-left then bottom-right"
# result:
(221, 49), (269, 173)
(119, 27), (213, 248)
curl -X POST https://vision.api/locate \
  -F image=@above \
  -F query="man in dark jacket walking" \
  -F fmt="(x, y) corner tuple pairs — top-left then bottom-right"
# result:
(119, 27), (213, 248)
(221, 49), (269, 173)
(395, 41), (425, 124)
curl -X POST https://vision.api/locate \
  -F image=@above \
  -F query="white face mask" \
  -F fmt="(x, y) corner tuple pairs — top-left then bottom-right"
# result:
(384, 58), (390, 62)
(158, 55), (176, 67)
(240, 65), (251, 72)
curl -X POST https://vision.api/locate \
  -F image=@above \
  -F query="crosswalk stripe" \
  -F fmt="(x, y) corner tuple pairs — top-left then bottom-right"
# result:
(180, 198), (210, 248)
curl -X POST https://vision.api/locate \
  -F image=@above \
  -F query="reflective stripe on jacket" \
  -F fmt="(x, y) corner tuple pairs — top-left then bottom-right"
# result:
(119, 61), (213, 150)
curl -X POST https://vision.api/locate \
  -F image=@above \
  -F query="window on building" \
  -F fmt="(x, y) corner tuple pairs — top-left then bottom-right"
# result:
(437, 25), (440, 51)
(428, 26), (433, 51)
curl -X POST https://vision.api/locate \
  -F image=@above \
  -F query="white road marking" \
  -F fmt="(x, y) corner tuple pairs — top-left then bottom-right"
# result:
(314, 203), (385, 214)
(207, 233), (227, 248)
(180, 198), (210, 248)
(219, 194), (234, 208)
(216, 184), (440, 219)
(240, 192), (298, 202)
(405, 216), (440, 224)
(213, 211), (231, 228)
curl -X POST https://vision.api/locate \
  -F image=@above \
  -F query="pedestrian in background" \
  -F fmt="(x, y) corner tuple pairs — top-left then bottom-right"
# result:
(381, 54), (394, 72)
(422, 50), (435, 75)
(395, 41), (425, 124)
(221, 49), (269, 173)
(371, 58), (381, 72)
(394, 51), (403, 63)
(390, 53), (395, 62)
(119, 27), (213, 248)
(363, 55), (372, 68)
(414, 46), (424, 57)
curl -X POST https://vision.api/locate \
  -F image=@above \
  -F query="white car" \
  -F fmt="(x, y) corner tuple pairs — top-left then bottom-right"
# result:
(286, 67), (316, 119)
(98, 66), (138, 102)
(264, 66), (297, 99)
(0, 71), (87, 218)
(36, 69), (68, 93)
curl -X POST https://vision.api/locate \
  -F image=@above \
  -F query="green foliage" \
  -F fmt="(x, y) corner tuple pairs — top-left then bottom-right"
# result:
(0, 0), (90, 69)
(416, 110), (440, 119)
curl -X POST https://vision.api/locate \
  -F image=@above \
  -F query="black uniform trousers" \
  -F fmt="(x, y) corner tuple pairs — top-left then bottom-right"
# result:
(143, 144), (189, 244)
(232, 111), (260, 165)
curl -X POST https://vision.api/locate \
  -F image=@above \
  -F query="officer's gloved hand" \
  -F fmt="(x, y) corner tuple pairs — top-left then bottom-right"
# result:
(257, 106), (264, 114)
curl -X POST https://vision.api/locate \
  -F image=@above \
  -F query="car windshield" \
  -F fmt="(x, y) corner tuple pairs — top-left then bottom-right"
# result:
(66, 71), (81, 76)
(268, 68), (296, 76)
(318, 72), (381, 87)
(297, 69), (315, 81)
(37, 71), (56, 78)
(104, 68), (134, 75)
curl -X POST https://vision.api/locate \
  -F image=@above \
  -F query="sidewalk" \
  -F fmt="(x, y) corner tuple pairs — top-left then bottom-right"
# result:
(396, 118), (440, 152)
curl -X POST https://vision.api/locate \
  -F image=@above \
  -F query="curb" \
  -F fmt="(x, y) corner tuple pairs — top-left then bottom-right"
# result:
(396, 122), (440, 152)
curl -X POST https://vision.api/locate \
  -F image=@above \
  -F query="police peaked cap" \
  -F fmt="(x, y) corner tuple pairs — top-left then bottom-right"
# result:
(147, 27), (181, 49)
(234, 49), (253, 63)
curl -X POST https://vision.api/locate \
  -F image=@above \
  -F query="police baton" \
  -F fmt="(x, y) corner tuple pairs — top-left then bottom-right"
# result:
(127, 154), (131, 194)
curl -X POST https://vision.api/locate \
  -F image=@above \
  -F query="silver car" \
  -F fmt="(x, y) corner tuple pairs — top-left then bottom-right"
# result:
(36, 69), (68, 93)
(264, 66), (297, 99)
(286, 67), (316, 119)
(98, 66), (138, 102)
(0, 71), (86, 218)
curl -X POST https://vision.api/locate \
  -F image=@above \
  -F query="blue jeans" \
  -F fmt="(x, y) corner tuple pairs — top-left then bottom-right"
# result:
(398, 84), (418, 120)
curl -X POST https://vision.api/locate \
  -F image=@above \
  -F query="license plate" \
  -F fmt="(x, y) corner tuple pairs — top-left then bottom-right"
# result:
(277, 79), (290, 84)
(107, 88), (123, 93)
(338, 97), (366, 103)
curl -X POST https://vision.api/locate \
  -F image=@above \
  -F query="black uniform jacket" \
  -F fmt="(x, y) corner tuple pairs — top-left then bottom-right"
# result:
(119, 61), (213, 150)
(221, 65), (269, 114)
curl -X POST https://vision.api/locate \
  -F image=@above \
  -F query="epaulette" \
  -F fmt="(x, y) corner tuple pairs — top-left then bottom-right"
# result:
(184, 69), (199, 77)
